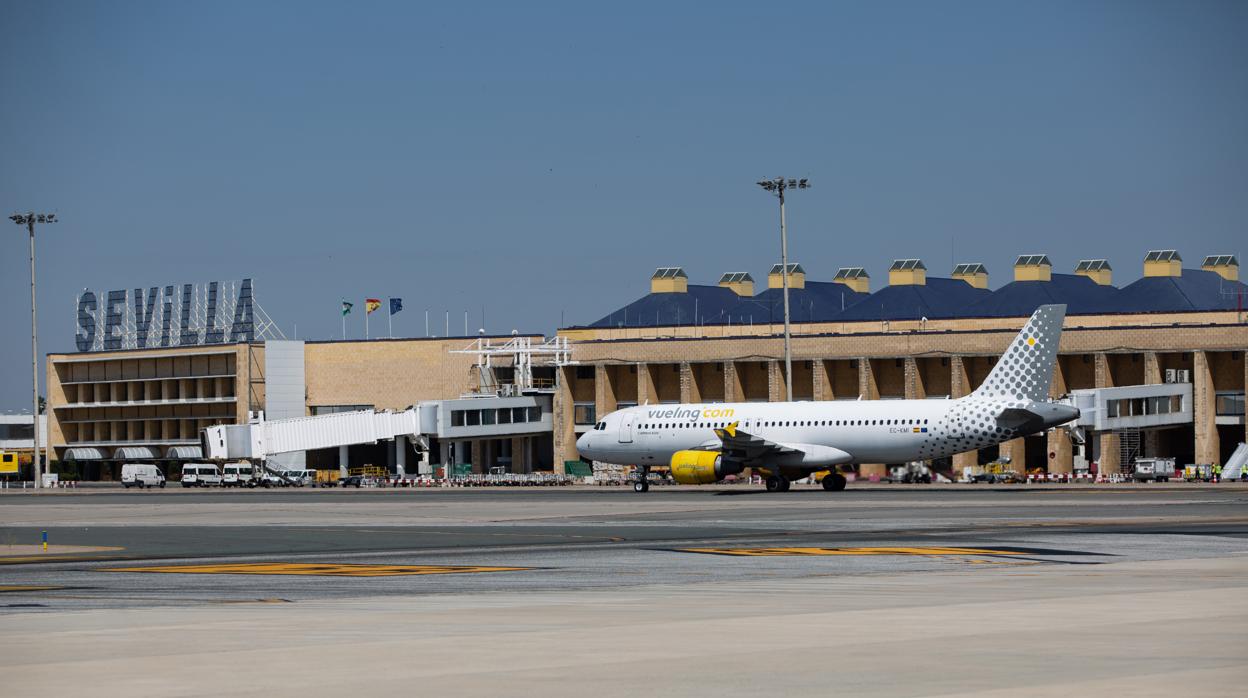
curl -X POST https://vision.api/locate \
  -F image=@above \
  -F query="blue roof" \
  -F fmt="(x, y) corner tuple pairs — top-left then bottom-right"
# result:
(588, 285), (742, 328)
(966, 274), (1119, 318)
(1105, 268), (1248, 313)
(577, 269), (1246, 329)
(722, 282), (870, 324)
(831, 277), (992, 321)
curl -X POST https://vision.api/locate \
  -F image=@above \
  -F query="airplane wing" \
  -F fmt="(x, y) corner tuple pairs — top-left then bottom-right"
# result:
(708, 419), (843, 469)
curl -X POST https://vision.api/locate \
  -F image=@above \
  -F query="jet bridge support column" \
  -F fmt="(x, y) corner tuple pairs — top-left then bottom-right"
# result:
(395, 435), (406, 478)
(338, 445), (349, 479)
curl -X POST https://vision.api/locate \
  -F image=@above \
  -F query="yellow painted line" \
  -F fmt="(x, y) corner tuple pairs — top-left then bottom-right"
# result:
(104, 563), (531, 577)
(0, 585), (65, 593)
(679, 546), (1027, 557)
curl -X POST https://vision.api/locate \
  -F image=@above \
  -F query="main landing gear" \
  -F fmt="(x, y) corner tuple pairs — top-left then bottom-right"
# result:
(822, 472), (847, 491)
(633, 466), (650, 493)
(766, 475), (791, 492)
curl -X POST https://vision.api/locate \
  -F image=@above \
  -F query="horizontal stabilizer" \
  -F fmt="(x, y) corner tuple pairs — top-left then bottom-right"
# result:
(996, 408), (1044, 433)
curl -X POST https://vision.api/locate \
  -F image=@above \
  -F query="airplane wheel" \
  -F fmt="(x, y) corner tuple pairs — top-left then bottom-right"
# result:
(779, 478), (791, 492)
(766, 476), (789, 492)
(822, 473), (847, 491)
(633, 480), (649, 493)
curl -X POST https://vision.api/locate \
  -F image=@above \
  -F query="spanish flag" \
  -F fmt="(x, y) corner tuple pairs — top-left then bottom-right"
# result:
(365, 298), (382, 314)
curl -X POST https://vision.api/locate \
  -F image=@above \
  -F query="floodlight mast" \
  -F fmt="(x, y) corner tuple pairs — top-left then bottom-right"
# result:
(10, 212), (55, 489)
(755, 178), (809, 402)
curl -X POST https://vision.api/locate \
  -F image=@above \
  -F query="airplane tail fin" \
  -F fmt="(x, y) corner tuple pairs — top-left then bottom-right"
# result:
(972, 304), (1065, 402)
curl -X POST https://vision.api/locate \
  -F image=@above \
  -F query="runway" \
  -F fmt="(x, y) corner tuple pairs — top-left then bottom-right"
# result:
(2, 484), (1246, 696)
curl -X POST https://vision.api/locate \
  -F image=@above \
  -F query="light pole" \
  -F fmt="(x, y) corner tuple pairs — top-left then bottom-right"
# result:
(10, 212), (55, 488)
(756, 178), (809, 402)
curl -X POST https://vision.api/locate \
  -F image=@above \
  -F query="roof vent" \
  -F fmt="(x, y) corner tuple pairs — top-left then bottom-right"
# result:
(1013, 254), (1052, 282)
(717, 271), (755, 296)
(832, 266), (870, 293)
(767, 263), (805, 290)
(1143, 250), (1182, 278)
(888, 259), (926, 286)
(1074, 259), (1113, 286)
(951, 262), (989, 289)
(1201, 254), (1239, 282)
(650, 267), (688, 293)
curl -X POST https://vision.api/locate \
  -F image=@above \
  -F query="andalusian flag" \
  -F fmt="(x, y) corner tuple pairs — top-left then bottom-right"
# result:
(365, 298), (382, 314)
(341, 300), (353, 316)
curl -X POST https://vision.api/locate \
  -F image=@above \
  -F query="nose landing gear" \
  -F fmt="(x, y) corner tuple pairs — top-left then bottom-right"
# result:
(633, 466), (650, 493)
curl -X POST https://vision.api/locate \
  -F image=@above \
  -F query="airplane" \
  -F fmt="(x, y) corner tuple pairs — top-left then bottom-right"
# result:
(576, 304), (1079, 492)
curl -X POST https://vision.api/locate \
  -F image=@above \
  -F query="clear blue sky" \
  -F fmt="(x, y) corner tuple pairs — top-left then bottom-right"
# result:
(2, 0), (1245, 411)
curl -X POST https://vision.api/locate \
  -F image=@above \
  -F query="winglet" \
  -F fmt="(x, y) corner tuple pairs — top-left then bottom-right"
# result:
(715, 421), (739, 439)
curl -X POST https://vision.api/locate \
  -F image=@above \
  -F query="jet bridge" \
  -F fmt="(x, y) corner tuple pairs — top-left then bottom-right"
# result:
(202, 407), (429, 462)
(201, 394), (552, 474)
(202, 334), (566, 474)
(1065, 382), (1193, 431)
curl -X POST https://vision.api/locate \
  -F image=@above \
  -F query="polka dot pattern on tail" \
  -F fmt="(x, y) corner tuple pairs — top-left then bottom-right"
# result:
(971, 304), (1065, 403)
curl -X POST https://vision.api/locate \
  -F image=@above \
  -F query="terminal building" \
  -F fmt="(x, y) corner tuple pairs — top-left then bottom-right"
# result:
(45, 336), (558, 480)
(552, 251), (1247, 477)
(42, 250), (1248, 480)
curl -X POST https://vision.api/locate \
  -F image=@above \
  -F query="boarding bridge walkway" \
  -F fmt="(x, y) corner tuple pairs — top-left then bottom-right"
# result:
(1065, 383), (1193, 432)
(201, 394), (552, 471)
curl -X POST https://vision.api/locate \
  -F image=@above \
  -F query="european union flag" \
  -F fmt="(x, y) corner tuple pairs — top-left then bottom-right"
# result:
(389, 298), (403, 315)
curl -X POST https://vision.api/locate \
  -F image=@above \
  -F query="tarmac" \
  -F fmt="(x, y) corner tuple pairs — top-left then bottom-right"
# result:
(1, 483), (1246, 696)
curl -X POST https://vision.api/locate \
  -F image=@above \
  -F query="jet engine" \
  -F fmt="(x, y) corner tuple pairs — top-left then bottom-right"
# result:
(669, 451), (742, 484)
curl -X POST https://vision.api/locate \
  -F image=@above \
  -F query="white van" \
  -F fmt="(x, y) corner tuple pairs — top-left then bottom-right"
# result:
(260, 468), (315, 487)
(292, 469), (317, 487)
(181, 463), (222, 488)
(222, 462), (256, 487)
(121, 463), (165, 489)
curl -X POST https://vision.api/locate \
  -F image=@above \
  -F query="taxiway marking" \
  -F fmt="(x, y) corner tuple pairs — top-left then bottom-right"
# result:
(679, 546), (1028, 557)
(104, 563), (532, 577)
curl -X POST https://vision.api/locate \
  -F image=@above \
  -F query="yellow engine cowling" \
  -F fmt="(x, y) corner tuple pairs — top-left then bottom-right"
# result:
(670, 450), (725, 485)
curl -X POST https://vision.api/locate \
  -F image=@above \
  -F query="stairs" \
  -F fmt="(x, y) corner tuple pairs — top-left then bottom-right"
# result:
(1118, 428), (1141, 474)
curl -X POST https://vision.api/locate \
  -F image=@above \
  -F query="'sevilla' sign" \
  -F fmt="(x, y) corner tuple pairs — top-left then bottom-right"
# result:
(75, 279), (254, 352)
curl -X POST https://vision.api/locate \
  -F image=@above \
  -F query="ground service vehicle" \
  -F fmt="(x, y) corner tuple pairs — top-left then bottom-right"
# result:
(1133, 457), (1175, 482)
(889, 462), (933, 484)
(332, 475), (365, 488)
(260, 469), (315, 487)
(0, 451), (19, 476)
(121, 463), (165, 488)
(181, 463), (222, 487)
(222, 462), (256, 487)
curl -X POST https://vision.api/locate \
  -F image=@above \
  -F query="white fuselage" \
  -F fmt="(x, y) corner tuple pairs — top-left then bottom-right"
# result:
(576, 397), (1076, 469)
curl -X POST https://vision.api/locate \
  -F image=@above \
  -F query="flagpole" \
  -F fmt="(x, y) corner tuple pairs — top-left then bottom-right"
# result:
(342, 312), (345, 340)
(388, 309), (393, 339)
(365, 305), (370, 340)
